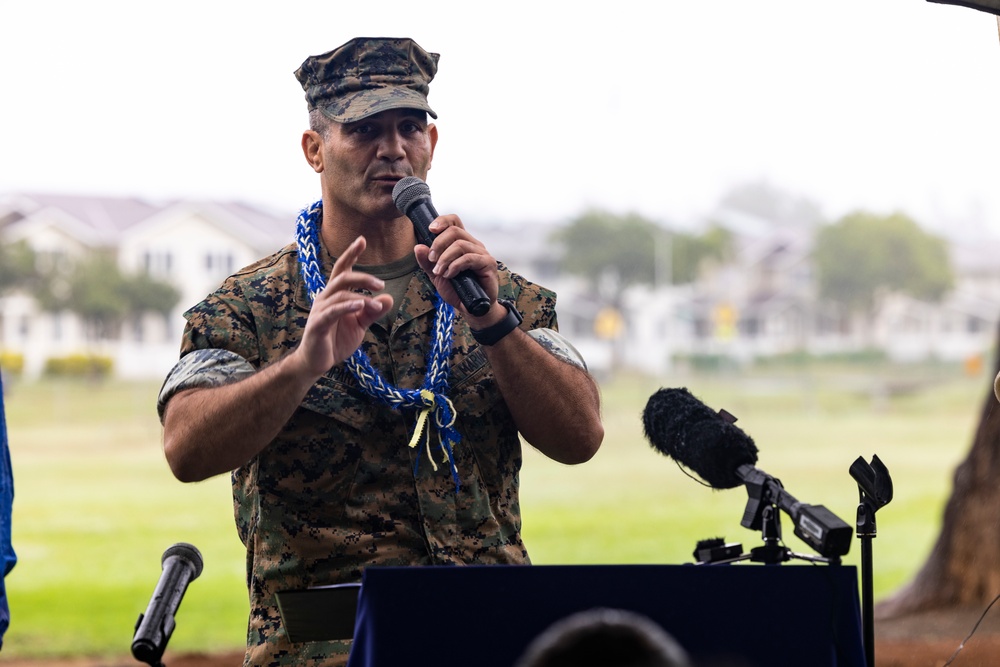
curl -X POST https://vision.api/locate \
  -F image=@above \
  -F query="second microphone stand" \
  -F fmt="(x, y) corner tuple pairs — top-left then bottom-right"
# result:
(850, 454), (893, 667)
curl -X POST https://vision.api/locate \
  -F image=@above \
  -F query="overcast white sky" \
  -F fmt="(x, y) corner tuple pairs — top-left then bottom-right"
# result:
(2, 1), (999, 237)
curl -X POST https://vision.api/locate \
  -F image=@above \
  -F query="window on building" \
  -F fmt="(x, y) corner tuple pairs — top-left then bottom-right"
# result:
(143, 250), (174, 278)
(205, 252), (235, 275)
(36, 249), (67, 273)
(693, 317), (711, 338)
(968, 316), (987, 333)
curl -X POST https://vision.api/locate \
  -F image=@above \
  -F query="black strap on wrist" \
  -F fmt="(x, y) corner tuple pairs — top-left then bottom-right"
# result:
(470, 299), (523, 346)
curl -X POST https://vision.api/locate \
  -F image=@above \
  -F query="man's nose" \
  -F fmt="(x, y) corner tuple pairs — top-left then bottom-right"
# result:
(376, 130), (405, 160)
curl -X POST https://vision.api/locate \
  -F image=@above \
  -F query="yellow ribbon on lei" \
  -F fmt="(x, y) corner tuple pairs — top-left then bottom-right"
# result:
(407, 389), (458, 472)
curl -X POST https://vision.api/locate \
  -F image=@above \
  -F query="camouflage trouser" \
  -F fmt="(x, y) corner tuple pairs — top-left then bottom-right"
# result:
(245, 638), (350, 666)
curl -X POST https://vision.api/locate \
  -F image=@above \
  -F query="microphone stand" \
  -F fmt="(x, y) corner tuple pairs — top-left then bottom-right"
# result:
(850, 455), (893, 667)
(693, 503), (840, 567)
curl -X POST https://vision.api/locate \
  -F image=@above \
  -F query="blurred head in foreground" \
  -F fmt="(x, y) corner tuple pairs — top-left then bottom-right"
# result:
(514, 607), (692, 667)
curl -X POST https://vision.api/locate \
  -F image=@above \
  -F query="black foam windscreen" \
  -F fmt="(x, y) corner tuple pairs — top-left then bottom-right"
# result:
(642, 387), (759, 489)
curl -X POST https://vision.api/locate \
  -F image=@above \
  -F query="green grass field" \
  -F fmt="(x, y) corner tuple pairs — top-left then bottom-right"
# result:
(0, 362), (988, 658)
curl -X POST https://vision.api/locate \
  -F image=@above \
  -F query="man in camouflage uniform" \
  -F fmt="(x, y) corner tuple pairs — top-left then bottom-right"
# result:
(157, 37), (603, 666)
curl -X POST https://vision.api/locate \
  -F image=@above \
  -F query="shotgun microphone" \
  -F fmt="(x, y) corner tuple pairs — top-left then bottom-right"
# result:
(392, 176), (491, 316)
(132, 543), (203, 666)
(641, 387), (758, 489)
(642, 388), (852, 558)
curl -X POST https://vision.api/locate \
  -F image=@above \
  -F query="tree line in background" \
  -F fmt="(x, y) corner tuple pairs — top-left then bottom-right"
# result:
(553, 183), (955, 332)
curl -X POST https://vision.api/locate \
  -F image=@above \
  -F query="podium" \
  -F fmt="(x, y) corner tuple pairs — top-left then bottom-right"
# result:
(337, 564), (864, 667)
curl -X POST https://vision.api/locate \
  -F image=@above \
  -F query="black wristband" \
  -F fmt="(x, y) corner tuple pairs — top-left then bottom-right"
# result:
(470, 299), (523, 346)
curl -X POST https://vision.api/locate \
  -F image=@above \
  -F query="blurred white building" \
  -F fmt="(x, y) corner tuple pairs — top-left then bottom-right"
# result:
(0, 193), (294, 379)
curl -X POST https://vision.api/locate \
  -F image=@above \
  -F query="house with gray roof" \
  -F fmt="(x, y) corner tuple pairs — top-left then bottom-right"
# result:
(0, 193), (294, 379)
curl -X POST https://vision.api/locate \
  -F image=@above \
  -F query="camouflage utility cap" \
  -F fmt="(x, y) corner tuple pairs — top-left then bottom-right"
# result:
(295, 37), (439, 124)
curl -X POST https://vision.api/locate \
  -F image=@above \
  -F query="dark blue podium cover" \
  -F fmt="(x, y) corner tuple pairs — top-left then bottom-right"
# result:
(346, 563), (864, 667)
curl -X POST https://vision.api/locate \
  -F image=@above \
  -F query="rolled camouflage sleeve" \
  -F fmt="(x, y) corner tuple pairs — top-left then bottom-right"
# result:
(527, 328), (588, 371)
(157, 348), (256, 422)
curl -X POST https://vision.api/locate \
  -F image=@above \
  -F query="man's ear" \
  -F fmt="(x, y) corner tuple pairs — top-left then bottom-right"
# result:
(427, 123), (439, 171)
(302, 130), (324, 173)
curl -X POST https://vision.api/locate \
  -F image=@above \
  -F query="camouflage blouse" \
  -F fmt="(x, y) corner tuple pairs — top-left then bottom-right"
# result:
(158, 241), (570, 666)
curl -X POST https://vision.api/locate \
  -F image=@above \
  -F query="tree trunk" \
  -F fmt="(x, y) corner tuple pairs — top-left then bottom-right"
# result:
(875, 324), (1000, 619)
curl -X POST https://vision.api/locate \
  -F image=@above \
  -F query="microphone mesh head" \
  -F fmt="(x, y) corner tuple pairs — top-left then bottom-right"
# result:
(392, 176), (431, 214)
(162, 542), (204, 579)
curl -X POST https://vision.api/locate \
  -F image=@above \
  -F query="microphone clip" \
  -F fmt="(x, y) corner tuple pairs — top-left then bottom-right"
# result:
(850, 454), (893, 538)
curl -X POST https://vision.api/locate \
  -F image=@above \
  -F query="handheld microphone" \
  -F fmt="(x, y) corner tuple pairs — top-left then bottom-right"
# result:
(132, 543), (203, 666)
(642, 388), (852, 558)
(392, 176), (491, 317)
